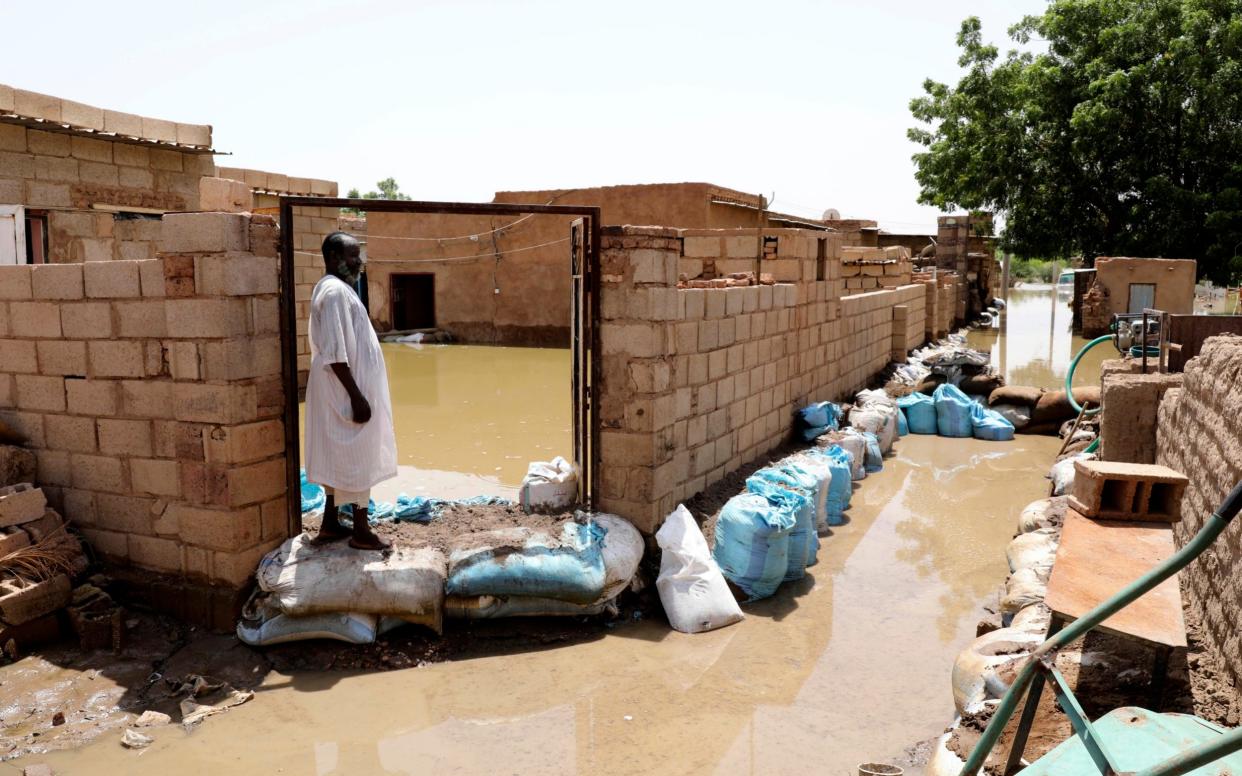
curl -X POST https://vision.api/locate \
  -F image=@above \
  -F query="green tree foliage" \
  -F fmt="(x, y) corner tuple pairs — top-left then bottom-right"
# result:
(344, 178), (412, 214)
(909, 1), (1242, 282)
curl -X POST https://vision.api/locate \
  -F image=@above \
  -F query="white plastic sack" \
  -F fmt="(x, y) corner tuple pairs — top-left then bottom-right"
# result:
(257, 535), (445, 632)
(1000, 566), (1050, 616)
(856, 388), (898, 410)
(951, 626), (1043, 713)
(656, 505), (744, 634)
(1005, 528), (1059, 574)
(831, 432), (868, 481)
(850, 405), (897, 454)
(787, 453), (832, 531)
(1018, 498), (1059, 533)
(1050, 452), (1094, 496)
(594, 513), (645, 602)
(237, 611), (379, 646)
(518, 456), (579, 512)
(992, 403), (1031, 429)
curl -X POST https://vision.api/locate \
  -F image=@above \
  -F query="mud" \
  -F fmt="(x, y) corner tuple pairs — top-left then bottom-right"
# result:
(305, 505), (582, 555)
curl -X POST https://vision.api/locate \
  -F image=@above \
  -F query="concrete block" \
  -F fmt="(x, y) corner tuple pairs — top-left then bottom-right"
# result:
(61, 302), (113, 339)
(0, 340), (37, 373)
(83, 261), (142, 298)
(30, 264), (84, 300)
(159, 212), (249, 254)
(44, 414), (96, 454)
(0, 526), (30, 557)
(203, 420), (285, 466)
(88, 341), (144, 378)
(164, 298), (250, 338)
(175, 504), (261, 552)
(130, 458), (181, 497)
(127, 534), (182, 573)
(97, 418), (153, 457)
(0, 483), (47, 528)
(10, 301), (61, 337)
(36, 340), (87, 376)
(1069, 460), (1189, 522)
(0, 574), (71, 626)
(199, 176), (252, 212)
(15, 374), (65, 411)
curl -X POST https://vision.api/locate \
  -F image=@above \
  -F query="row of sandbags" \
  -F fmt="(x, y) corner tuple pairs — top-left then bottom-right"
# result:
(897, 384), (1015, 441)
(986, 385), (1102, 434)
(237, 513), (644, 645)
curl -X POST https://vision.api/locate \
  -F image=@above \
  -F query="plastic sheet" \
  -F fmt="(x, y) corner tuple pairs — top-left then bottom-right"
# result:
(797, 401), (841, 441)
(712, 492), (796, 601)
(300, 470), (325, 514)
(992, 403), (1032, 429)
(897, 392), (938, 435)
(933, 383), (974, 438)
(970, 402), (1016, 441)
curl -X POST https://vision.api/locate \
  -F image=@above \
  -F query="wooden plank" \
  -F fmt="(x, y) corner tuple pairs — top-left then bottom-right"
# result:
(1044, 510), (1187, 648)
(1166, 314), (1242, 372)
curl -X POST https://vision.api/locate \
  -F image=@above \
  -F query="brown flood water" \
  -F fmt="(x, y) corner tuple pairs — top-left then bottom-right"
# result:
(22, 288), (1089, 776)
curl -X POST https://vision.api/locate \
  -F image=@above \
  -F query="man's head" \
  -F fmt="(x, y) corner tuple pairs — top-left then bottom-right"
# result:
(322, 231), (363, 285)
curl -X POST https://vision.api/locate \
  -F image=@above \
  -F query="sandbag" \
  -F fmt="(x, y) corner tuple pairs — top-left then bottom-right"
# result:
(959, 373), (1004, 396)
(992, 403), (1031, 429)
(828, 432), (867, 481)
(655, 505), (744, 633)
(988, 385), (1045, 407)
(446, 520), (607, 604)
(841, 429), (883, 473)
(856, 389), (898, 410)
(237, 611), (379, 646)
(1018, 498), (1061, 533)
(518, 456), (579, 512)
(1001, 566), (1049, 616)
(712, 492), (796, 601)
(593, 514), (645, 602)
(933, 383), (974, 438)
(1050, 452), (1094, 496)
(970, 402), (1015, 441)
(1019, 420), (1064, 436)
(895, 404), (909, 436)
(257, 536), (446, 630)
(747, 470), (816, 577)
(951, 626), (1043, 714)
(444, 595), (608, 619)
(801, 446), (852, 526)
(916, 373), (946, 395)
(1031, 387), (1102, 424)
(786, 453), (832, 532)
(849, 405), (897, 454)
(1006, 528), (1059, 573)
(797, 401), (840, 441)
(897, 392), (937, 435)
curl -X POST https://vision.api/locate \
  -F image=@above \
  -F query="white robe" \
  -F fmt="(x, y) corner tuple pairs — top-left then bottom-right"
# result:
(304, 275), (398, 492)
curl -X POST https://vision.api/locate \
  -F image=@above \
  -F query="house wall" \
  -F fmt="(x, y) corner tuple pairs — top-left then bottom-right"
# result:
(1094, 257), (1196, 316)
(0, 212), (285, 627)
(364, 183), (822, 345)
(1156, 335), (1242, 699)
(597, 226), (929, 532)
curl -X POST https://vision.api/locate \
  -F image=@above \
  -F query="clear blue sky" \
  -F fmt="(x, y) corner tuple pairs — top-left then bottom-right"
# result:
(3, 0), (1046, 232)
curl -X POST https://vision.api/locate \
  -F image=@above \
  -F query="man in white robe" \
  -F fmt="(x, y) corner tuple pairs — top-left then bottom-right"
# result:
(305, 231), (397, 550)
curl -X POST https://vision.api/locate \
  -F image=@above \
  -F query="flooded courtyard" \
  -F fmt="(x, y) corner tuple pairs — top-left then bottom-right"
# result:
(10, 288), (1097, 775)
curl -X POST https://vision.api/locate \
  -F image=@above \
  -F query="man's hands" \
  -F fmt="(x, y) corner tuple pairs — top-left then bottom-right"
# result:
(329, 362), (371, 425)
(350, 394), (372, 424)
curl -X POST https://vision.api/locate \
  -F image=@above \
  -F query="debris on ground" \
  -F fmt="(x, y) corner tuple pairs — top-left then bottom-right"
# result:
(119, 728), (152, 749)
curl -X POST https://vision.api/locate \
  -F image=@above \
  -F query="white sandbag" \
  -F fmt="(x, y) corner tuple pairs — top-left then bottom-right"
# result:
(518, 456), (579, 512)
(656, 505), (744, 634)
(1011, 602), (1052, 634)
(594, 513), (645, 602)
(850, 405), (897, 454)
(830, 432), (868, 481)
(787, 453), (832, 532)
(951, 626), (1043, 713)
(236, 611), (379, 646)
(926, 720), (968, 776)
(1018, 498), (1059, 533)
(1005, 527), (1059, 574)
(257, 534), (445, 632)
(1000, 566), (1049, 616)
(1050, 452), (1094, 496)
(992, 403), (1031, 429)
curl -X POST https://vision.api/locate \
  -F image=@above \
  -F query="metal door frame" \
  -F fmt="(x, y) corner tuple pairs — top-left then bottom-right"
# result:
(278, 197), (602, 538)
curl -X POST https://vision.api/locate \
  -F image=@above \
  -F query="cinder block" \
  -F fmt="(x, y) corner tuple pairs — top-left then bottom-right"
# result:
(10, 301), (61, 338)
(194, 254), (278, 296)
(0, 340), (37, 373)
(159, 212), (249, 254)
(130, 458), (181, 497)
(164, 298), (250, 338)
(0, 574), (71, 626)
(0, 526), (30, 556)
(97, 418), (152, 457)
(84, 261), (142, 298)
(198, 176), (252, 212)
(174, 504), (261, 552)
(30, 263), (84, 300)
(15, 374), (65, 411)
(0, 483), (47, 528)
(1069, 460), (1189, 522)
(88, 341), (144, 378)
(36, 340), (87, 376)
(60, 302), (113, 339)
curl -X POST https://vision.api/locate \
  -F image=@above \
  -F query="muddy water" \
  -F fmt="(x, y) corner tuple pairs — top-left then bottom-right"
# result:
(299, 344), (571, 501)
(968, 285), (1111, 388)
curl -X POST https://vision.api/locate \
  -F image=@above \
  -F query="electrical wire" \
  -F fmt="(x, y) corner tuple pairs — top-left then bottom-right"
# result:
(370, 212), (536, 242)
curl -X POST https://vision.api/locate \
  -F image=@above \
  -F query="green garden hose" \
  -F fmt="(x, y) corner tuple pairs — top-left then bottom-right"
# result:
(1065, 334), (1112, 417)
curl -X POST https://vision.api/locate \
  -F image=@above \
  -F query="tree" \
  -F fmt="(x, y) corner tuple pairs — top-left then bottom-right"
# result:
(343, 177), (412, 214)
(909, 0), (1242, 282)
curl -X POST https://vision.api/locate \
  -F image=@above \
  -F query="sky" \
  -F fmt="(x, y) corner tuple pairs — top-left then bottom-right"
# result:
(2, 0), (1047, 233)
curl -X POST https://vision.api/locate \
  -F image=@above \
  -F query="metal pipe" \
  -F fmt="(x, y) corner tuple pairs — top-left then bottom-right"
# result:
(960, 480), (1242, 775)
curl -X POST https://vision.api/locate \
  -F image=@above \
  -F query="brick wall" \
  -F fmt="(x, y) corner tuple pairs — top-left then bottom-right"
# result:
(1157, 335), (1242, 698)
(0, 212), (286, 595)
(1, 123), (213, 261)
(597, 226), (929, 532)
(841, 245), (913, 292)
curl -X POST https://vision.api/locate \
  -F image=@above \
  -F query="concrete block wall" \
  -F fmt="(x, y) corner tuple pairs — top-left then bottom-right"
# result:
(841, 246), (913, 292)
(598, 226), (929, 533)
(1156, 336), (1242, 698)
(289, 206), (343, 383)
(0, 212), (285, 594)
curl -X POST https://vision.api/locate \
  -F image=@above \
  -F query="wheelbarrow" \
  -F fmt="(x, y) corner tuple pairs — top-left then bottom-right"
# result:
(959, 481), (1242, 776)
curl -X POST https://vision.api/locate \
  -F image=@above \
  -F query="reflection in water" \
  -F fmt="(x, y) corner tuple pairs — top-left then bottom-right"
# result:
(38, 290), (1097, 774)
(300, 344), (572, 499)
(968, 285), (1112, 388)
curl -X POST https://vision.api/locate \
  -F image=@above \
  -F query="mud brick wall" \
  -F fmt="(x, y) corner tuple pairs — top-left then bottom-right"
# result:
(1156, 336), (1242, 698)
(0, 212), (286, 595)
(598, 226), (928, 533)
(1100, 371), (1182, 463)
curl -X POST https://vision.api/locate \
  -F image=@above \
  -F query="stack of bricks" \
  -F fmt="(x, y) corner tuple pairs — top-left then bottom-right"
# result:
(935, 213), (996, 320)
(0, 212), (287, 626)
(0, 483), (87, 637)
(1156, 336), (1242, 696)
(840, 246), (912, 292)
(597, 226), (930, 533)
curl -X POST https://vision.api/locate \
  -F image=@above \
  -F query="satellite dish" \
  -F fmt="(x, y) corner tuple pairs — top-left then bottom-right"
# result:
(822, 208), (841, 221)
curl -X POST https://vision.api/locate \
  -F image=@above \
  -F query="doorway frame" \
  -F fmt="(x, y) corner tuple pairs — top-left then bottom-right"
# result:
(278, 197), (602, 538)
(389, 271), (438, 331)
